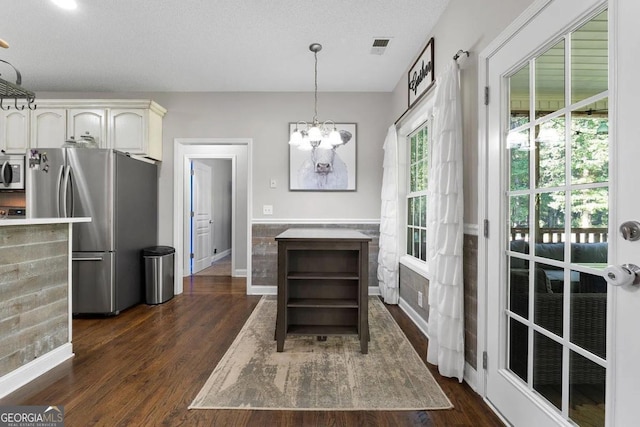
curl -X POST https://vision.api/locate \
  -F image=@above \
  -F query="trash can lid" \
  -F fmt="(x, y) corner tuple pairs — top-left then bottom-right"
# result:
(142, 246), (176, 256)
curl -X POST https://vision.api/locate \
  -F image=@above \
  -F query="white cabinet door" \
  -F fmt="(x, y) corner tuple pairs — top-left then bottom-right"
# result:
(30, 108), (67, 149)
(67, 109), (107, 148)
(108, 109), (147, 154)
(0, 110), (29, 153)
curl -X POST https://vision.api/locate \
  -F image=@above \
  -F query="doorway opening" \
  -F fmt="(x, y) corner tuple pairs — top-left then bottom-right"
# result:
(173, 138), (253, 295)
(190, 158), (233, 277)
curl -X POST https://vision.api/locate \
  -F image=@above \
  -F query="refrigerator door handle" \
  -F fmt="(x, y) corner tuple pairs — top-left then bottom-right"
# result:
(72, 257), (104, 261)
(67, 165), (74, 217)
(56, 165), (65, 217)
(61, 165), (72, 217)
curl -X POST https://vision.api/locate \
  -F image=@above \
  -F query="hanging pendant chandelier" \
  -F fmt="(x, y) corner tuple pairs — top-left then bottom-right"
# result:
(288, 43), (341, 151)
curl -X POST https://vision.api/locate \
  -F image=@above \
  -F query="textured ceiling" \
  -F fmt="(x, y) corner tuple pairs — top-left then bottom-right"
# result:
(1, 0), (449, 93)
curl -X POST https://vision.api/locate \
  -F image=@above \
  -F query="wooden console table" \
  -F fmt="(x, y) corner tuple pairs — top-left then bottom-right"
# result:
(275, 228), (371, 354)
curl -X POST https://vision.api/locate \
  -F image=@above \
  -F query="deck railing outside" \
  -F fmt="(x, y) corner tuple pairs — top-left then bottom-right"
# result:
(510, 227), (608, 243)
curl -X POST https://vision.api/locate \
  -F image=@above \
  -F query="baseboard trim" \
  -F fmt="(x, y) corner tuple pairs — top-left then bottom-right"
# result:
(398, 297), (483, 394)
(0, 343), (73, 399)
(212, 249), (231, 263)
(398, 297), (430, 339)
(234, 269), (247, 277)
(248, 286), (382, 297)
(248, 285), (277, 295)
(464, 362), (479, 392)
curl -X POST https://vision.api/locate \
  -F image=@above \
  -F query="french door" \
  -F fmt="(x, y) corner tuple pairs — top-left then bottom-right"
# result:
(484, 0), (640, 425)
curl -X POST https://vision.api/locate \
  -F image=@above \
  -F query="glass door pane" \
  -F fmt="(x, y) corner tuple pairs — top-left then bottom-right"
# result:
(505, 9), (608, 426)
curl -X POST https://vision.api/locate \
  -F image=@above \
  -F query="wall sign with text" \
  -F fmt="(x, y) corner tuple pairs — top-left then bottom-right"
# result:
(407, 37), (435, 108)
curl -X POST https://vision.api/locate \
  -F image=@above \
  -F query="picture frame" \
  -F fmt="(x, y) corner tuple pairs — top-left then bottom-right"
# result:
(407, 37), (435, 108)
(289, 122), (357, 191)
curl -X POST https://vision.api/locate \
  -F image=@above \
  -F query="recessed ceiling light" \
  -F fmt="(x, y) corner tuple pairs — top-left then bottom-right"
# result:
(52, 0), (78, 10)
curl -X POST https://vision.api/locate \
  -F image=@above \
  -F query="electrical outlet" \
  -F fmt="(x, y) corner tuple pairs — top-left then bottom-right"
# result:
(418, 291), (423, 307)
(263, 205), (273, 215)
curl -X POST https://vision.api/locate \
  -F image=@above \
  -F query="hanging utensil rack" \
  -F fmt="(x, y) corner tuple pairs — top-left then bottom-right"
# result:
(0, 59), (36, 110)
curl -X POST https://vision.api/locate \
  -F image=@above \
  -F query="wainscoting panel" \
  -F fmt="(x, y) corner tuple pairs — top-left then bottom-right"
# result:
(398, 233), (478, 370)
(252, 223), (380, 289)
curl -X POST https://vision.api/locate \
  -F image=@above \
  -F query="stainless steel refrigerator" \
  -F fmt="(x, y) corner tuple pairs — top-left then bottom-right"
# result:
(28, 148), (158, 315)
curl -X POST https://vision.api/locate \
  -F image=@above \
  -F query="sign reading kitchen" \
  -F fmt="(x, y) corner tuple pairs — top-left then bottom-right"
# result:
(408, 37), (435, 108)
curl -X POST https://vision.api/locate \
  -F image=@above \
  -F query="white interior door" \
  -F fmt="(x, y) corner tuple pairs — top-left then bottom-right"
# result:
(484, 0), (639, 425)
(192, 161), (212, 273)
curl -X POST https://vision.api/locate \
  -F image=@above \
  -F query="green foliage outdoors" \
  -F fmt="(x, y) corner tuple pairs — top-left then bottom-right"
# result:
(509, 117), (608, 230)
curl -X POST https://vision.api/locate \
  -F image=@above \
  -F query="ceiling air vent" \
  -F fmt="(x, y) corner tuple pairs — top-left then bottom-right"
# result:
(371, 38), (391, 55)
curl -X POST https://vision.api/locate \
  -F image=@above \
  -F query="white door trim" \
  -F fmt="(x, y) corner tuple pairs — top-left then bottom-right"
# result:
(173, 138), (252, 295)
(477, 0), (556, 399)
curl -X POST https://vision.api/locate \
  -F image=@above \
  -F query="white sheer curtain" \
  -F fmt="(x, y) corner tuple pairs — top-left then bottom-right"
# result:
(377, 124), (400, 304)
(426, 60), (465, 382)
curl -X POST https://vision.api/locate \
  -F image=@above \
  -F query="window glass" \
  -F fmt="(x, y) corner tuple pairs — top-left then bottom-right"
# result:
(536, 40), (565, 118)
(406, 122), (429, 261)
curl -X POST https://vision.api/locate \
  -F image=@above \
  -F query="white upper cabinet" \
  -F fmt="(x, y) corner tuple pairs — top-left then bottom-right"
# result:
(30, 108), (67, 149)
(14, 100), (166, 159)
(0, 109), (29, 153)
(67, 108), (107, 148)
(108, 101), (167, 160)
(109, 109), (146, 153)
(107, 101), (166, 160)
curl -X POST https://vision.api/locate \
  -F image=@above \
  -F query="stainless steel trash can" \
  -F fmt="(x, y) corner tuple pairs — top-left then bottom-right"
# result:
(143, 246), (175, 304)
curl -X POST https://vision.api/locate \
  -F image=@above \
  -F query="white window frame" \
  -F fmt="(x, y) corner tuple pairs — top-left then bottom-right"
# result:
(406, 122), (430, 262)
(397, 94), (436, 279)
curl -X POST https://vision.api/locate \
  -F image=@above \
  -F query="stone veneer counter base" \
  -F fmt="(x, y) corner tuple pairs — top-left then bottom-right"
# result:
(0, 217), (90, 398)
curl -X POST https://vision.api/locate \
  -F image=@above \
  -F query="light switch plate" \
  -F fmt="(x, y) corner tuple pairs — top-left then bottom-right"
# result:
(263, 205), (273, 215)
(270, 179), (277, 189)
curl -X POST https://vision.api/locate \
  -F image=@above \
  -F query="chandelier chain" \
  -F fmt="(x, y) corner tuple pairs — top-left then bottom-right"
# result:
(313, 50), (318, 123)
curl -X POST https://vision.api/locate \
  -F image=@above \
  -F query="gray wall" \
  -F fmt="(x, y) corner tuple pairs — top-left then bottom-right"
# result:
(390, 0), (535, 225)
(39, 92), (392, 243)
(390, 0), (535, 370)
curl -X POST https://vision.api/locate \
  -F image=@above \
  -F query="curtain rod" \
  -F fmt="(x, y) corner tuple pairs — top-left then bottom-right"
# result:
(453, 49), (469, 60)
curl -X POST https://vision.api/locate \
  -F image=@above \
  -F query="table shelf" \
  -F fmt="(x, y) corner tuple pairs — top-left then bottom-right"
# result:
(275, 228), (371, 354)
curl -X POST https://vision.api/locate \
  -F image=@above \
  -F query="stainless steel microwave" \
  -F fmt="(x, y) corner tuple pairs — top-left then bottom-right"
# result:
(0, 155), (26, 190)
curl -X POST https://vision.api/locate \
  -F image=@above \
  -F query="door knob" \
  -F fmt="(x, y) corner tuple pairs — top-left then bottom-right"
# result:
(620, 221), (640, 241)
(604, 264), (640, 286)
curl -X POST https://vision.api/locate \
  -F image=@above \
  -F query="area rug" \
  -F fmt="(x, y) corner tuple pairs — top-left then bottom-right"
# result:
(189, 296), (453, 411)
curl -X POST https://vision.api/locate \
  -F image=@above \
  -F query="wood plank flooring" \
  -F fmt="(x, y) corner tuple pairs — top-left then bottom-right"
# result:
(1, 275), (504, 426)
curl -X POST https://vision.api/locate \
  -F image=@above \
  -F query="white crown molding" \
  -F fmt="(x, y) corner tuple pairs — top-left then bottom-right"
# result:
(34, 99), (167, 115)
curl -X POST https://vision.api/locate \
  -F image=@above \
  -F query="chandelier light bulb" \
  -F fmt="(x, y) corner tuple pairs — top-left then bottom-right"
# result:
(308, 126), (322, 141)
(329, 129), (342, 146)
(289, 130), (302, 146)
(298, 135), (313, 151)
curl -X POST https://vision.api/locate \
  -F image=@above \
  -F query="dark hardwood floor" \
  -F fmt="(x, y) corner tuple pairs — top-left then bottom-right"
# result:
(1, 275), (504, 426)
